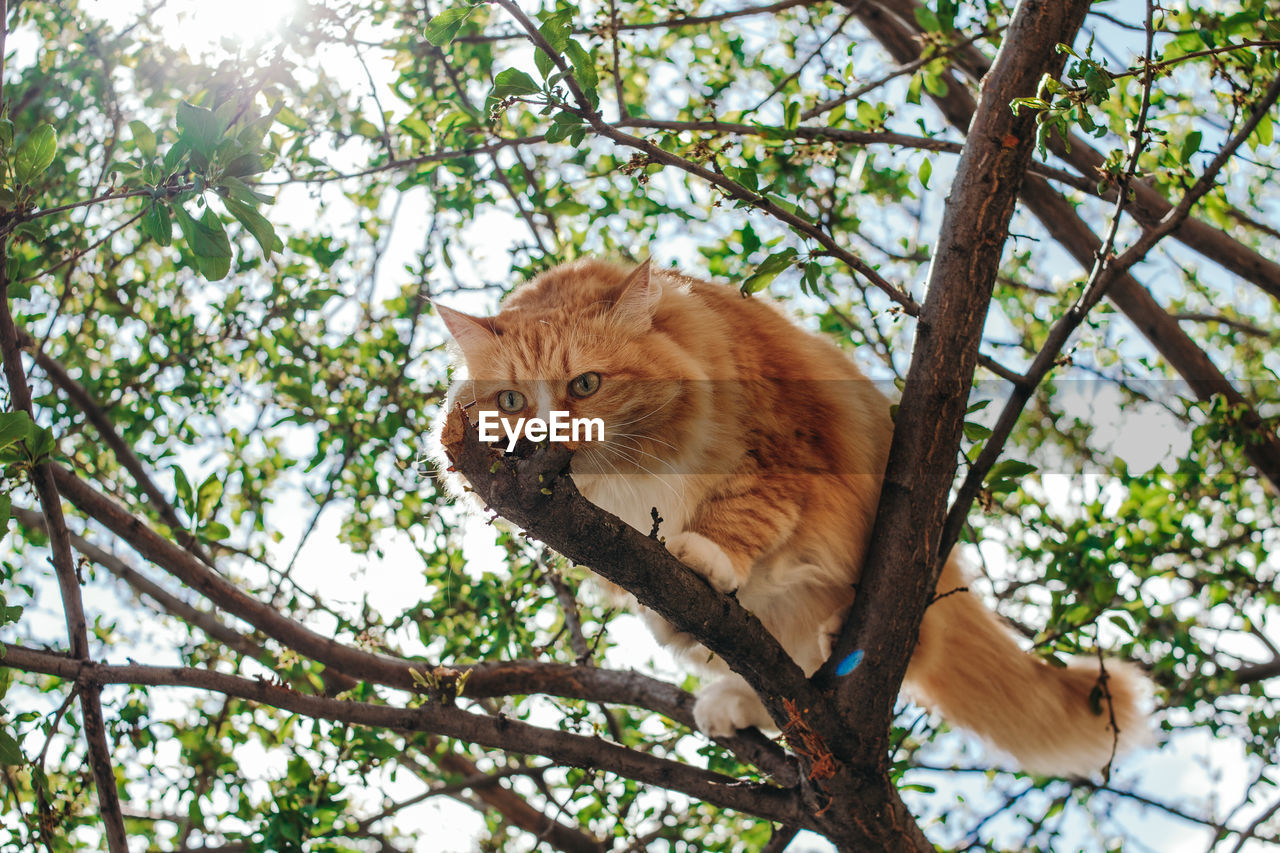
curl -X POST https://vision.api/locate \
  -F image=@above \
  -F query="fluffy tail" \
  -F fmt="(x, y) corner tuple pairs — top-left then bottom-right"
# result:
(903, 557), (1152, 777)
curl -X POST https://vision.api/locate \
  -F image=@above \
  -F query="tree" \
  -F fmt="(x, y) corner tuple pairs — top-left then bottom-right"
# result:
(0, 0), (1277, 849)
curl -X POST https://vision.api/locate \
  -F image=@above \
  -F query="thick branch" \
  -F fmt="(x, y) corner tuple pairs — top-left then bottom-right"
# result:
(40, 462), (797, 779)
(440, 412), (814, 730)
(442, 411), (932, 850)
(817, 0), (1093, 766)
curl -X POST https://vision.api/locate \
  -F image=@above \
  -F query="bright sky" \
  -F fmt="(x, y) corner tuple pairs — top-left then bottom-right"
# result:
(90, 0), (301, 54)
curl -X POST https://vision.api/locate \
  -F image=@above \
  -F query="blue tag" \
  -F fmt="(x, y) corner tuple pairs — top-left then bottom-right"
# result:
(835, 649), (865, 676)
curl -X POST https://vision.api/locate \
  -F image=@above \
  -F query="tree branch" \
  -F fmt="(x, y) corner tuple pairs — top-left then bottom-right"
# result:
(0, 643), (805, 827)
(0, 236), (128, 846)
(816, 0), (1094, 765)
(441, 408), (931, 849)
(40, 461), (798, 779)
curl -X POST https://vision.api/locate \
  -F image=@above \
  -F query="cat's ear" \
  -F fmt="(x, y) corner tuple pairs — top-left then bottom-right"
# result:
(610, 258), (660, 334)
(434, 302), (496, 363)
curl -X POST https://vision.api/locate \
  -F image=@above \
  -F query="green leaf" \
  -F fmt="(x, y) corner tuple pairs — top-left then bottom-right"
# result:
(784, 101), (800, 131)
(962, 421), (991, 441)
(223, 153), (268, 178)
(173, 468), (195, 518)
(986, 458), (1038, 494)
(544, 111), (585, 144)
(198, 521), (231, 543)
(741, 248), (798, 294)
(424, 5), (476, 46)
(27, 425), (54, 463)
(0, 601), (21, 627)
(1082, 65), (1113, 102)
(0, 728), (23, 765)
(917, 157), (932, 190)
(1248, 112), (1273, 151)
(223, 196), (282, 257)
(855, 100), (880, 128)
(563, 39), (599, 109)
(988, 459), (1038, 480)
(534, 47), (555, 82)
(141, 202), (173, 247)
(0, 495), (10, 540)
(174, 205), (232, 280)
(220, 175), (273, 206)
(14, 125), (58, 184)
(129, 120), (157, 159)
(913, 7), (940, 32)
(537, 8), (574, 54)
(722, 164), (758, 193)
(163, 139), (190, 175)
(491, 68), (541, 100)
(0, 412), (33, 452)
(177, 101), (223, 159)
(1179, 130), (1202, 164)
(923, 70), (949, 98)
(196, 473), (224, 521)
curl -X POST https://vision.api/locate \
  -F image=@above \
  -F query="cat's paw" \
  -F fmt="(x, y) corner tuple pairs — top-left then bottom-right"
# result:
(666, 531), (740, 594)
(693, 675), (773, 738)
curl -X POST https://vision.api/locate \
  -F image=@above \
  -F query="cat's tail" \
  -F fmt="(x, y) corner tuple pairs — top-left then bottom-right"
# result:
(902, 556), (1152, 777)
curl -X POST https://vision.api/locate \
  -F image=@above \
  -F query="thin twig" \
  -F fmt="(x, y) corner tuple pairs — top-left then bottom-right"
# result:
(261, 135), (547, 185)
(450, 0), (820, 44)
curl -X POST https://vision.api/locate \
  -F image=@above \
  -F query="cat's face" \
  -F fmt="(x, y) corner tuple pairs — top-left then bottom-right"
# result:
(437, 261), (708, 476)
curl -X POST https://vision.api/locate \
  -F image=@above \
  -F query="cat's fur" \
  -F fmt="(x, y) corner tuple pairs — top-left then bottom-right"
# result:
(436, 258), (1150, 777)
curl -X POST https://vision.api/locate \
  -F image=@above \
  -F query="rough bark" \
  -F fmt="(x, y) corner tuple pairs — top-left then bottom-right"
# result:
(817, 0), (1094, 766)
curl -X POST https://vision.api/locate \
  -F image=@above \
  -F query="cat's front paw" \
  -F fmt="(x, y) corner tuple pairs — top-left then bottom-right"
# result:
(693, 675), (773, 738)
(666, 531), (740, 594)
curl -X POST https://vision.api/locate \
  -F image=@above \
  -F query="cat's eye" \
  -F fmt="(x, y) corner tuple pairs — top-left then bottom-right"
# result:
(568, 372), (601, 398)
(496, 389), (525, 413)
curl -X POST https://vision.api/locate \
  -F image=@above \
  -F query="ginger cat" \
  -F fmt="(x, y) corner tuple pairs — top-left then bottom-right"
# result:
(436, 258), (1149, 777)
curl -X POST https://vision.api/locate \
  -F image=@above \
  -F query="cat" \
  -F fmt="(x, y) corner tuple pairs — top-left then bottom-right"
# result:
(435, 257), (1150, 777)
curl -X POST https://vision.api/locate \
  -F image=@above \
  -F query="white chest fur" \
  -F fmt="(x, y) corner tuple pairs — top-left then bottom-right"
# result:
(573, 473), (695, 540)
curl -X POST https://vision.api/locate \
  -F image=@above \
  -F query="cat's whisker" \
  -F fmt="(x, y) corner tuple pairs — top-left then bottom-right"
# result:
(608, 388), (682, 430)
(599, 444), (682, 500)
(604, 436), (684, 478)
(609, 430), (680, 455)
